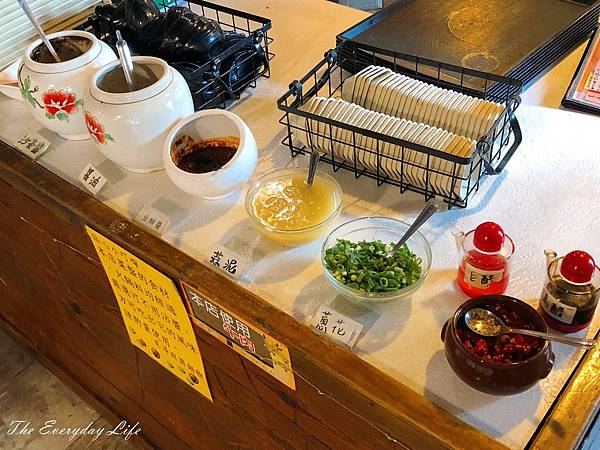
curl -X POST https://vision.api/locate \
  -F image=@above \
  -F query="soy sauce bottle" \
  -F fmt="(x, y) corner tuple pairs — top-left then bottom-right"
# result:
(454, 222), (515, 297)
(540, 250), (599, 333)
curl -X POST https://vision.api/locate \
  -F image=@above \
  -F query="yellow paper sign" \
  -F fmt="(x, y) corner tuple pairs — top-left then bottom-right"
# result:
(86, 226), (212, 401)
(181, 281), (295, 390)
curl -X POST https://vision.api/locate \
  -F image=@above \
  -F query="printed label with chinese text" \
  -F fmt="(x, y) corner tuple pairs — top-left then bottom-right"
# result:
(181, 281), (295, 390)
(134, 205), (171, 236)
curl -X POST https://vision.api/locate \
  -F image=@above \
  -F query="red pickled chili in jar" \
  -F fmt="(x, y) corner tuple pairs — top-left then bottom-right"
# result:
(458, 304), (543, 363)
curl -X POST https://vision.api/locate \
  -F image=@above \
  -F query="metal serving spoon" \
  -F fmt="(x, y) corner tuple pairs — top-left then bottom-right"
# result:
(386, 202), (438, 258)
(465, 308), (597, 349)
(115, 30), (135, 92)
(306, 149), (320, 186)
(17, 0), (61, 62)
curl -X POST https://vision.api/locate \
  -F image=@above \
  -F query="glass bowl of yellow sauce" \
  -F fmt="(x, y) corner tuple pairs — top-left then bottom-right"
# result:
(245, 168), (343, 245)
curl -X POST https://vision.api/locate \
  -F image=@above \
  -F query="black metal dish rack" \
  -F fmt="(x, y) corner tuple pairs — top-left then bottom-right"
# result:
(79, 0), (273, 111)
(277, 42), (523, 209)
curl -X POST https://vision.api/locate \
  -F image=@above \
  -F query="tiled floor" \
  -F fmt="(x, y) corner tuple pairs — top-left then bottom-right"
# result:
(0, 328), (136, 450)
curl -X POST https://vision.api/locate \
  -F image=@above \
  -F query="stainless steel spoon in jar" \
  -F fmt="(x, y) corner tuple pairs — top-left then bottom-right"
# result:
(386, 202), (438, 258)
(115, 30), (135, 92)
(306, 149), (320, 186)
(17, 0), (61, 62)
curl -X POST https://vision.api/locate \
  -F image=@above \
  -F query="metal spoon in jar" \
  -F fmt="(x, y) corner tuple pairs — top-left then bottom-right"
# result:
(385, 202), (438, 258)
(115, 30), (135, 92)
(465, 308), (597, 349)
(306, 149), (320, 186)
(17, 0), (61, 63)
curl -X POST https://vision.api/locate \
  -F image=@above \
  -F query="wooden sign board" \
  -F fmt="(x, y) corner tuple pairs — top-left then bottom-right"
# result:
(180, 281), (295, 390)
(86, 226), (212, 401)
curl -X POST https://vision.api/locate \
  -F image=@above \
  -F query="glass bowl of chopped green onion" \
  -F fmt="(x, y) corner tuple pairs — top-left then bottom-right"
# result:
(321, 216), (432, 303)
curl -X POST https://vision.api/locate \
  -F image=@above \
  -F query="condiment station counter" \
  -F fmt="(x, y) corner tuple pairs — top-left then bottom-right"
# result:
(0, 1), (599, 449)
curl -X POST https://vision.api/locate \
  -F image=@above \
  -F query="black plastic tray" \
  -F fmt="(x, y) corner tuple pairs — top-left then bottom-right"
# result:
(337, 0), (600, 92)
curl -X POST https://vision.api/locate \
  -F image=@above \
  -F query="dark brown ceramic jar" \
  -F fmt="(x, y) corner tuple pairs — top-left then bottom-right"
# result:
(441, 295), (555, 395)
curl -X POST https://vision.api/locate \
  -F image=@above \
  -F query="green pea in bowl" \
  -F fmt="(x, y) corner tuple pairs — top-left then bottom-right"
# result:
(321, 216), (432, 304)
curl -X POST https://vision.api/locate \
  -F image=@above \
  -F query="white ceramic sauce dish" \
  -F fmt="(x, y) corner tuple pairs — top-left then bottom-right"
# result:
(18, 30), (117, 140)
(84, 56), (193, 173)
(164, 110), (258, 198)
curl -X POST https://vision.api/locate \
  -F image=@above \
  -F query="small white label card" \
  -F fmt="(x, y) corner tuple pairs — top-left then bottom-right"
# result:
(207, 243), (248, 281)
(312, 304), (364, 348)
(134, 205), (171, 236)
(15, 129), (50, 160)
(78, 163), (109, 196)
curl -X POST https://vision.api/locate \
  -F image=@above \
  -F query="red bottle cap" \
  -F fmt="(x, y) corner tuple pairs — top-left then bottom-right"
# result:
(560, 250), (596, 284)
(473, 222), (505, 253)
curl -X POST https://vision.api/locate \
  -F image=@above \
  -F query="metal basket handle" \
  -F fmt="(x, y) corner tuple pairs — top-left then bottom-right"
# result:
(478, 105), (522, 175)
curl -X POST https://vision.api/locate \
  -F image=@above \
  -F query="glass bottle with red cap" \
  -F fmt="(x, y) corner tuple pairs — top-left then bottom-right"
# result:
(454, 222), (515, 297)
(540, 249), (600, 333)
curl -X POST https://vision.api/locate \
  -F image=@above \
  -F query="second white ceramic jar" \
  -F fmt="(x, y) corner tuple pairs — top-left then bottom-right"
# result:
(84, 56), (193, 172)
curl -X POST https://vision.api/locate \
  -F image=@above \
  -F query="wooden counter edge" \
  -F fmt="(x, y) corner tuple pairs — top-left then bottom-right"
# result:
(0, 141), (507, 450)
(528, 344), (600, 450)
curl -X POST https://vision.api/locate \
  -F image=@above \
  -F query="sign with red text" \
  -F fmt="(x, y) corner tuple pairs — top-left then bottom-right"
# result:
(181, 281), (295, 390)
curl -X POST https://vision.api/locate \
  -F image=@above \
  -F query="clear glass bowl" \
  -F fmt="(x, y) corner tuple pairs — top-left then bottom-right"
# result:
(321, 216), (432, 304)
(245, 168), (343, 246)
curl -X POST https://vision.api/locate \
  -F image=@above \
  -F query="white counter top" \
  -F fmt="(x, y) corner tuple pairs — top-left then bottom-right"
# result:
(1, 1), (599, 448)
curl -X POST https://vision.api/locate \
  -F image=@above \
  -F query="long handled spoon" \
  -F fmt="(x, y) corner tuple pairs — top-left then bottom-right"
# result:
(17, 0), (61, 63)
(386, 202), (438, 258)
(306, 149), (320, 186)
(116, 30), (135, 92)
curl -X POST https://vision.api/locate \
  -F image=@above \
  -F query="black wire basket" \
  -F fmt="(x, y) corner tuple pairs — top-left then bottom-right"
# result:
(277, 42), (523, 209)
(79, 0), (273, 111)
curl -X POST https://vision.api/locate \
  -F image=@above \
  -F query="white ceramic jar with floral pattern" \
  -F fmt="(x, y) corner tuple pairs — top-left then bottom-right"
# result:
(18, 30), (117, 140)
(83, 56), (193, 173)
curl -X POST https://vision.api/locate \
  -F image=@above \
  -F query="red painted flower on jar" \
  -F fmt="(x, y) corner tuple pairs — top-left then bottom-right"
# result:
(41, 89), (83, 122)
(84, 111), (114, 145)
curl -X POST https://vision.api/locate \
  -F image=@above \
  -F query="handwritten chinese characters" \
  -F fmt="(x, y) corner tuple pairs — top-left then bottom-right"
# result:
(86, 226), (212, 401)
(312, 304), (364, 348)
(15, 129), (50, 160)
(464, 263), (504, 290)
(78, 164), (108, 196)
(207, 244), (247, 280)
(316, 310), (347, 336)
(181, 282), (295, 390)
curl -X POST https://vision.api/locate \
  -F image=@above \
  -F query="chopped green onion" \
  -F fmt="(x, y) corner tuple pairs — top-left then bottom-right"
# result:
(324, 239), (422, 294)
